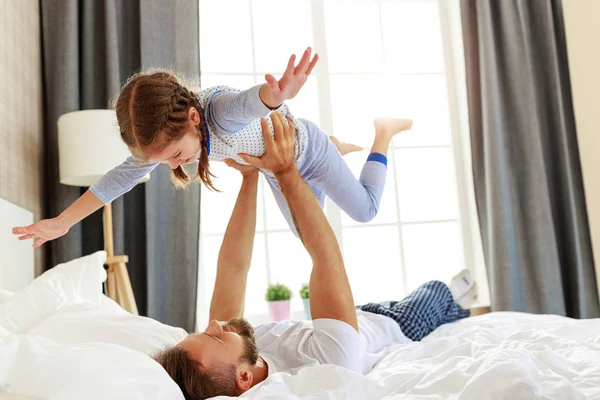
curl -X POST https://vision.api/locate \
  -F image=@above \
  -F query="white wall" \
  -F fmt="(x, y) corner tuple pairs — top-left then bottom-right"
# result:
(562, 0), (600, 299)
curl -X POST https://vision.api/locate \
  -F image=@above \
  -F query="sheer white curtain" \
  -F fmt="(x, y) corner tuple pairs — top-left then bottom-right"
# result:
(197, 0), (488, 327)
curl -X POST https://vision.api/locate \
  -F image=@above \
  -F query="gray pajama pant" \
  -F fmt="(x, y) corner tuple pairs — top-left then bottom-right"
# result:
(265, 118), (388, 237)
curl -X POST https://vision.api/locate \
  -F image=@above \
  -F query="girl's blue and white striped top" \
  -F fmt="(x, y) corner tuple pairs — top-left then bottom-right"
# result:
(90, 84), (309, 204)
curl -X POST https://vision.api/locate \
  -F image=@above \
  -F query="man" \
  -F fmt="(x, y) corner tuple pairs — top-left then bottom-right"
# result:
(154, 112), (477, 399)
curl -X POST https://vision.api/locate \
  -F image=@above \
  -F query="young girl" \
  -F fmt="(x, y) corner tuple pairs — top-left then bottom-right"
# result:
(13, 48), (412, 246)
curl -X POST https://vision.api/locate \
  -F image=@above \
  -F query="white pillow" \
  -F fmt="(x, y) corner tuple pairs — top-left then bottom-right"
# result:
(0, 333), (184, 400)
(28, 295), (187, 355)
(0, 249), (187, 354)
(0, 251), (107, 334)
(0, 251), (188, 400)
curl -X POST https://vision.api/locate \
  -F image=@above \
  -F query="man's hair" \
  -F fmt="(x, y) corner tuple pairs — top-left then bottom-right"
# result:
(153, 347), (237, 400)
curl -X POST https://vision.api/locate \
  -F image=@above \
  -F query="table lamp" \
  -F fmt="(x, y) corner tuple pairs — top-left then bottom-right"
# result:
(57, 109), (147, 315)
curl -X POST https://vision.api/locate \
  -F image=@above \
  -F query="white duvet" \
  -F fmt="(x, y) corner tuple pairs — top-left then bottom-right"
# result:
(235, 313), (600, 400)
(1, 252), (599, 399)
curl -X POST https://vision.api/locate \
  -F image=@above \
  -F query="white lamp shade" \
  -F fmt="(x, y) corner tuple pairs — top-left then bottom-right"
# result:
(58, 109), (150, 187)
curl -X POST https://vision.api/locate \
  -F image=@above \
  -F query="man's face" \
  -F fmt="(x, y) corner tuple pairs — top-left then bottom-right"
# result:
(177, 318), (259, 371)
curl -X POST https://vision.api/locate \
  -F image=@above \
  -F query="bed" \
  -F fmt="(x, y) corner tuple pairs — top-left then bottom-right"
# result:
(1, 215), (599, 399)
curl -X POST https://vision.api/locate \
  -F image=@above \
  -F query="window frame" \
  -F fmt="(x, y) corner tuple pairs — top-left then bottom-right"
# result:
(196, 0), (489, 329)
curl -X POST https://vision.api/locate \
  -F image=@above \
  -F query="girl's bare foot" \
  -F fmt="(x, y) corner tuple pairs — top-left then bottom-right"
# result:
(370, 118), (413, 155)
(330, 136), (364, 156)
(374, 118), (413, 138)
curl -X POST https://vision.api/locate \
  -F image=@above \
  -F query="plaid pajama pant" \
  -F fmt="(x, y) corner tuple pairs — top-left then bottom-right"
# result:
(357, 280), (470, 341)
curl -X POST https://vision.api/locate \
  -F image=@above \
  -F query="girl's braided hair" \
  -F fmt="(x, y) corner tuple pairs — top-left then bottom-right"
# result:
(113, 69), (216, 190)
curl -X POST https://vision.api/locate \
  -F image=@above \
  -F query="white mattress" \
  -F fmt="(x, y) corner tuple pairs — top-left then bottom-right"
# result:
(1, 251), (598, 399)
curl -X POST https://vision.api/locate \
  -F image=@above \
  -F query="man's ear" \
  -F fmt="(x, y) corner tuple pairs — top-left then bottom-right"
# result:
(235, 368), (253, 394)
(188, 106), (200, 125)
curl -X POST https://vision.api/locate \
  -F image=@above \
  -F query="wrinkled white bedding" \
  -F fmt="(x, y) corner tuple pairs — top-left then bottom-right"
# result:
(1, 251), (599, 399)
(238, 313), (600, 400)
(0, 251), (186, 400)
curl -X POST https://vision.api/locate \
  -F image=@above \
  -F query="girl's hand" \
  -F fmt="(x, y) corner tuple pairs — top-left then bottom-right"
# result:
(224, 159), (258, 177)
(262, 47), (319, 106)
(12, 217), (71, 248)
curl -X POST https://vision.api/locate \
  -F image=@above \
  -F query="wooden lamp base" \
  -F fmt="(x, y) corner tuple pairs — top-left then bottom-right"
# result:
(103, 203), (138, 315)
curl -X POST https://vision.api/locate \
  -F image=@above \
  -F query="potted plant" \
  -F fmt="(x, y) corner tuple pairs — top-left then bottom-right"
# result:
(299, 283), (311, 319)
(265, 283), (292, 321)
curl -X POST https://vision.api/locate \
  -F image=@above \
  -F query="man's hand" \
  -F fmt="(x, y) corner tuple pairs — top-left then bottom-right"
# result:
(259, 47), (318, 108)
(238, 112), (296, 175)
(224, 159), (258, 177)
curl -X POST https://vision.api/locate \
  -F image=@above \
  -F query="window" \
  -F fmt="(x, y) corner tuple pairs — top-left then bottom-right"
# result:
(197, 0), (487, 327)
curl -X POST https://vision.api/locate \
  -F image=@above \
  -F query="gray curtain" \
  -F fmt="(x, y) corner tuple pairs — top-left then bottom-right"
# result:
(40, 0), (201, 331)
(461, 0), (600, 317)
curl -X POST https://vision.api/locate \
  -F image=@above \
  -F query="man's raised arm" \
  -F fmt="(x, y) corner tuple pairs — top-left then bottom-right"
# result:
(208, 164), (259, 322)
(240, 112), (358, 331)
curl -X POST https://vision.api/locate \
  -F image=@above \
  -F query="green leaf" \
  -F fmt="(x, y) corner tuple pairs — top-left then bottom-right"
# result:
(299, 283), (309, 299)
(265, 283), (292, 301)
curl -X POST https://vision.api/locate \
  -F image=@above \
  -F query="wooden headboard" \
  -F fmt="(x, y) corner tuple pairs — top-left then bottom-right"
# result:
(0, 198), (34, 291)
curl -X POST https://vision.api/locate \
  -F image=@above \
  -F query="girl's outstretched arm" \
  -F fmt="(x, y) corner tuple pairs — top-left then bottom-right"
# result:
(207, 47), (318, 134)
(12, 156), (159, 247)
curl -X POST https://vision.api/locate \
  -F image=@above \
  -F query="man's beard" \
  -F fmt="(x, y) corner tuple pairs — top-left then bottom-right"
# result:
(224, 318), (259, 365)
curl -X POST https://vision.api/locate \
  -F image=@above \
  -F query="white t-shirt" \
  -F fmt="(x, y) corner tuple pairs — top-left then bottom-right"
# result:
(254, 310), (411, 375)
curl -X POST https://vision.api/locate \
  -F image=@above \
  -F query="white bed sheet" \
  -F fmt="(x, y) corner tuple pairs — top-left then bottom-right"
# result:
(235, 312), (600, 400)
(1, 251), (598, 399)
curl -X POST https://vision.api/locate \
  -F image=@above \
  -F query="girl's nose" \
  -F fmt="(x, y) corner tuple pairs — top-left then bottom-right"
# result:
(168, 159), (182, 169)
